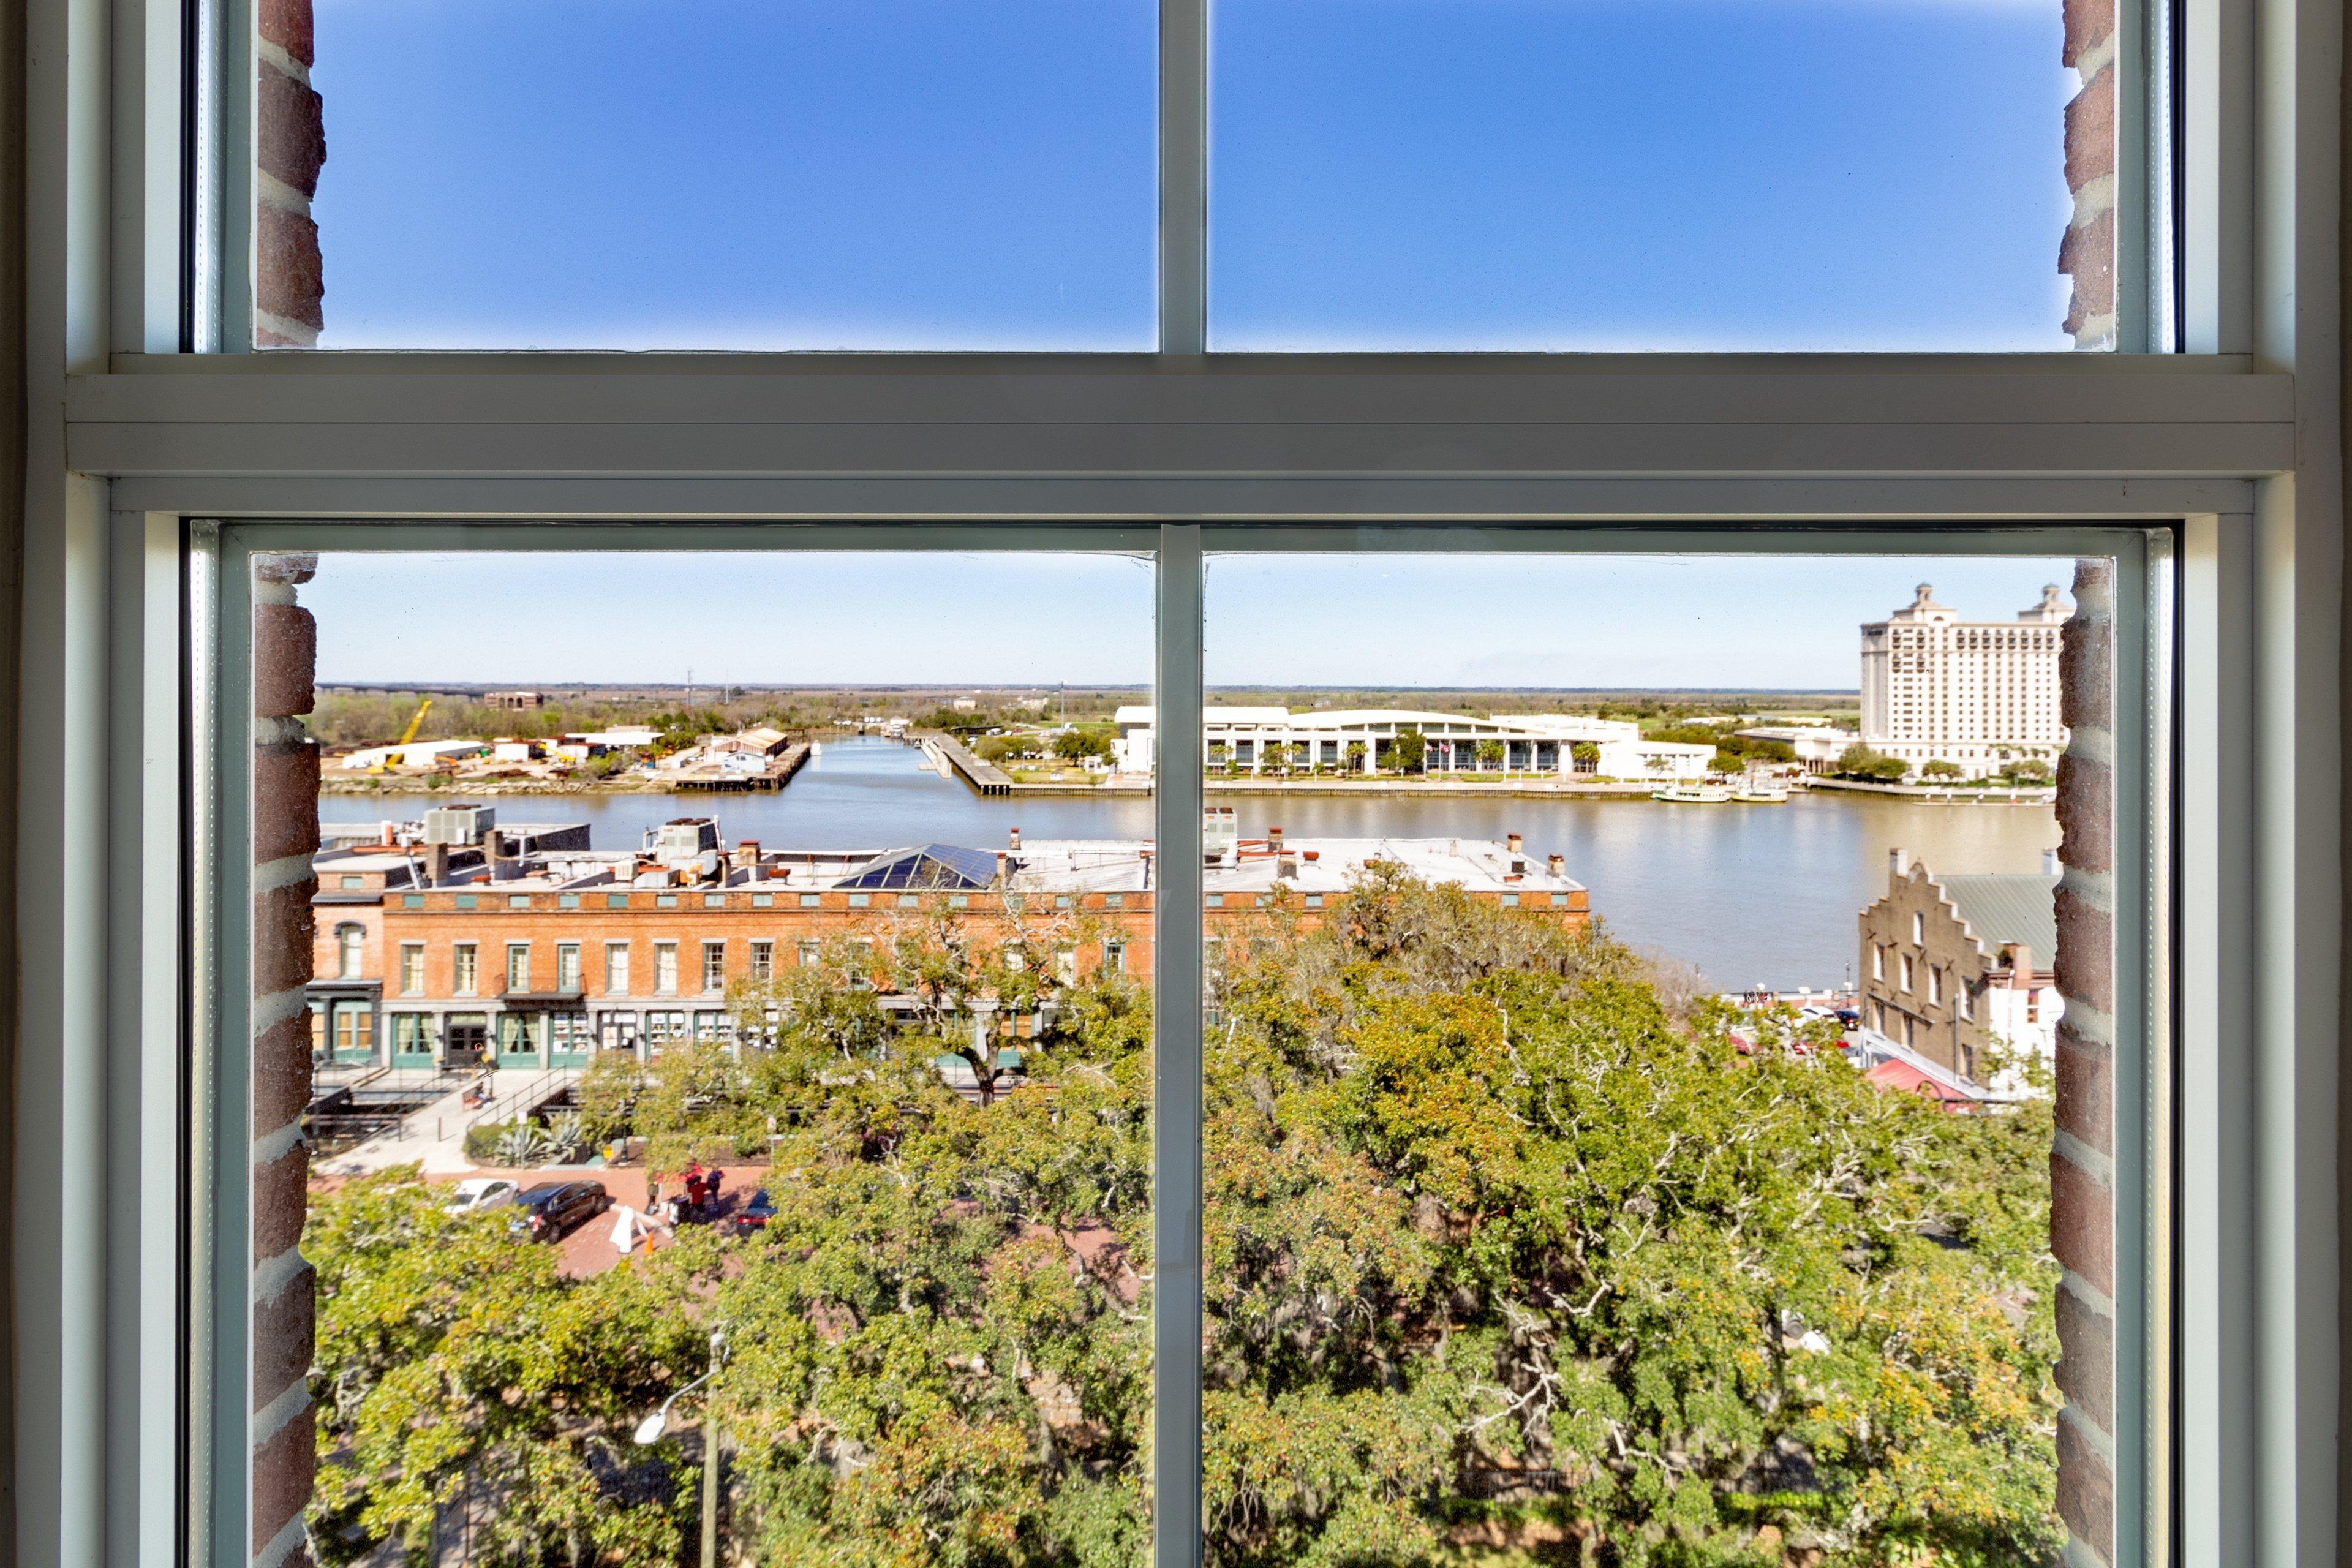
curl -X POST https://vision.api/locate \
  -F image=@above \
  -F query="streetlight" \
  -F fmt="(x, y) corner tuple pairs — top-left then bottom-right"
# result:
(634, 1330), (726, 1568)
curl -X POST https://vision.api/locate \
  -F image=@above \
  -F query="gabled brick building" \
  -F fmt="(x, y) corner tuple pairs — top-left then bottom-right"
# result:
(1858, 846), (2064, 1087)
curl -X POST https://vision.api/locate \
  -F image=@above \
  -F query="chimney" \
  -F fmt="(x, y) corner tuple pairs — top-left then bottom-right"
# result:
(1278, 854), (1297, 879)
(1889, 847), (1909, 878)
(1548, 853), (1565, 876)
(1009, 826), (1022, 851)
(1506, 831), (1523, 854)
(995, 850), (1010, 884)
(2007, 944), (2034, 987)
(1268, 825), (1284, 853)
(426, 842), (450, 886)
(733, 840), (759, 870)
(2041, 848), (2060, 876)
(378, 820), (396, 847)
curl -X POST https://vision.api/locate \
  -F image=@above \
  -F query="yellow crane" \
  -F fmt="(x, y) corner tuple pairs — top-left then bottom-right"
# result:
(369, 698), (434, 774)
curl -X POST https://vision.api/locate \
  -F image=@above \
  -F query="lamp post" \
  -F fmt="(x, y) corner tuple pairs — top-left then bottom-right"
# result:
(633, 1329), (727, 1568)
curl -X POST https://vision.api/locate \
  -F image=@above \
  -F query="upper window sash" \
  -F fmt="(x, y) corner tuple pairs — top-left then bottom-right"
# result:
(107, 0), (2223, 356)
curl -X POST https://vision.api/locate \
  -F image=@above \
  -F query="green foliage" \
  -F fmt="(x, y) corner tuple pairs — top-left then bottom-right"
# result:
(1921, 760), (1964, 780)
(1835, 745), (1910, 782)
(1196, 868), (2060, 1568)
(1474, 739), (1506, 769)
(494, 1118), (552, 1169)
(307, 1166), (707, 1565)
(1052, 729), (1114, 762)
(2000, 759), (2053, 783)
(978, 734), (1042, 764)
(1386, 728), (1428, 775)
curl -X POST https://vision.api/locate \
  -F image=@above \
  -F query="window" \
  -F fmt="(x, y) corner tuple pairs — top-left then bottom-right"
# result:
(1913, 911), (1926, 944)
(750, 940), (774, 982)
(1104, 939), (1126, 974)
(556, 942), (581, 993)
(505, 942), (530, 993)
(334, 922), (363, 979)
(605, 941), (630, 995)
(797, 939), (821, 969)
(389, 1012), (432, 1058)
(1181, 543), (2157, 1566)
(497, 1012), (541, 1056)
(702, 940), (726, 993)
(397, 942), (423, 995)
(654, 941), (679, 995)
(279, 0), (1156, 350)
(328, 1001), (374, 1061)
(452, 942), (478, 995)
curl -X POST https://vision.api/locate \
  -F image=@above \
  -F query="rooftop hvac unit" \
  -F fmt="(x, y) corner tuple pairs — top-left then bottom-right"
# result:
(1203, 807), (1237, 862)
(423, 804), (496, 845)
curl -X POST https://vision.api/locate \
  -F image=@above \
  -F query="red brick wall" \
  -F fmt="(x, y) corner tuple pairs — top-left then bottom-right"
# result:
(2052, 557), (2116, 1565)
(251, 554), (320, 1568)
(2059, 0), (2117, 348)
(255, 0), (324, 345)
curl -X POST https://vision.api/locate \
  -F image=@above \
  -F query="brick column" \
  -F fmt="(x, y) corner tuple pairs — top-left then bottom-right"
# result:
(2059, 0), (2117, 349)
(251, 553), (321, 1568)
(255, 0), (325, 345)
(2052, 559), (2116, 1567)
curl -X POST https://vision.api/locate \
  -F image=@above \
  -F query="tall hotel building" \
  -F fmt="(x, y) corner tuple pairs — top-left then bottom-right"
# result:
(1860, 583), (2073, 777)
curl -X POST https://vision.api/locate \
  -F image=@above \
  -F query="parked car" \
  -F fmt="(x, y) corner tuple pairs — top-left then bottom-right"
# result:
(729, 1188), (777, 1238)
(507, 1180), (609, 1242)
(444, 1177), (518, 1216)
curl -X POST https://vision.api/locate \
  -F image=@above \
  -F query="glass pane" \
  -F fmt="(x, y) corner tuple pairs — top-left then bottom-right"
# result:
(273, 1), (1156, 348)
(1195, 552), (2098, 1562)
(1210, 0), (2109, 350)
(276, 549), (1154, 1562)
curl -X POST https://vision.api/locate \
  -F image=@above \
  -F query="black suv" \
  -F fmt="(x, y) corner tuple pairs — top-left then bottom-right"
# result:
(508, 1180), (609, 1242)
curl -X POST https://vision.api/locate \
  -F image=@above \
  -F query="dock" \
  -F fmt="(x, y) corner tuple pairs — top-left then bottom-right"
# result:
(670, 741), (812, 793)
(922, 733), (1014, 797)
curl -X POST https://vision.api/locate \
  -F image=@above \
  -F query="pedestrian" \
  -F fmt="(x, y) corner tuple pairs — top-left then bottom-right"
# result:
(703, 1167), (723, 1215)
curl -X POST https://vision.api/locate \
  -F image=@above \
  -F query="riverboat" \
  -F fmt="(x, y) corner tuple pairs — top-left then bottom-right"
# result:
(1652, 783), (1732, 803)
(1728, 779), (1790, 803)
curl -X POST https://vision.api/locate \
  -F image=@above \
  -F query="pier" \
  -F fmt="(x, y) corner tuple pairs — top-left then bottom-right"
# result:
(670, 741), (812, 793)
(922, 732), (1014, 796)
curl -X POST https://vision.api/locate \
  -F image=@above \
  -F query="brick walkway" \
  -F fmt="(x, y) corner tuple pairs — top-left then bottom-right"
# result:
(414, 1163), (772, 1279)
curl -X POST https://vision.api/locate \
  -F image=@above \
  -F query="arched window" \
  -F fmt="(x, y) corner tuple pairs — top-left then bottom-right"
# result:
(336, 923), (364, 979)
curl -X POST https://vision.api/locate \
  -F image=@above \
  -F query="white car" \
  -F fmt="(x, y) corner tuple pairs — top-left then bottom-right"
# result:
(444, 1178), (518, 1216)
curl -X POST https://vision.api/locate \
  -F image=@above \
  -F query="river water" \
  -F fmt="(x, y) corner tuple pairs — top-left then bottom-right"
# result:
(323, 736), (2058, 991)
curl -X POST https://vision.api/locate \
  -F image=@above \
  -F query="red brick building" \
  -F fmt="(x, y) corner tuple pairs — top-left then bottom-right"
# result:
(309, 815), (1591, 1069)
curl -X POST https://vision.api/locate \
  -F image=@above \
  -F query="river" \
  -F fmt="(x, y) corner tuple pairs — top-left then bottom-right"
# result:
(322, 736), (2059, 991)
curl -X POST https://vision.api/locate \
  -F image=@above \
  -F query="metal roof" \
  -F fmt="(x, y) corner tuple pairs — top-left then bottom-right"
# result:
(836, 844), (1001, 891)
(1939, 873), (2059, 961)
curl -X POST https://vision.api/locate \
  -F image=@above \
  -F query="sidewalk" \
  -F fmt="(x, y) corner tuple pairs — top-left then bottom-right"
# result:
(312, 1067), (579, 1178)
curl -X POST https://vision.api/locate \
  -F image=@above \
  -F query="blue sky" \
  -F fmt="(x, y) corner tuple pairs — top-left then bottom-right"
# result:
(306, 0), (2079, 351)
(303, 551), (2076, 688)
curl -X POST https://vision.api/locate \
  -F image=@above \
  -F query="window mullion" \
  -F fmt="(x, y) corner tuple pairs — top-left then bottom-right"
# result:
(1158, 0), (1207, 353)
(1152, 524), (1204, 1568)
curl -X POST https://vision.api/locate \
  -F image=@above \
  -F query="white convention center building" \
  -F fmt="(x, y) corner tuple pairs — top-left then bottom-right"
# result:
(1112, 707), (1715, 781)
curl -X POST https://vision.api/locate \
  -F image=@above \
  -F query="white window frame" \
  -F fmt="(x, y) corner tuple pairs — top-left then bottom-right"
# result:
(13, 0), (2340, 1557)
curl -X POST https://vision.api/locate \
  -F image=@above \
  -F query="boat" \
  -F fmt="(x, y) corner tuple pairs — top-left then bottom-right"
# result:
(1652, 783), (1733, 803)
(1728, 778), (1790, 803)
